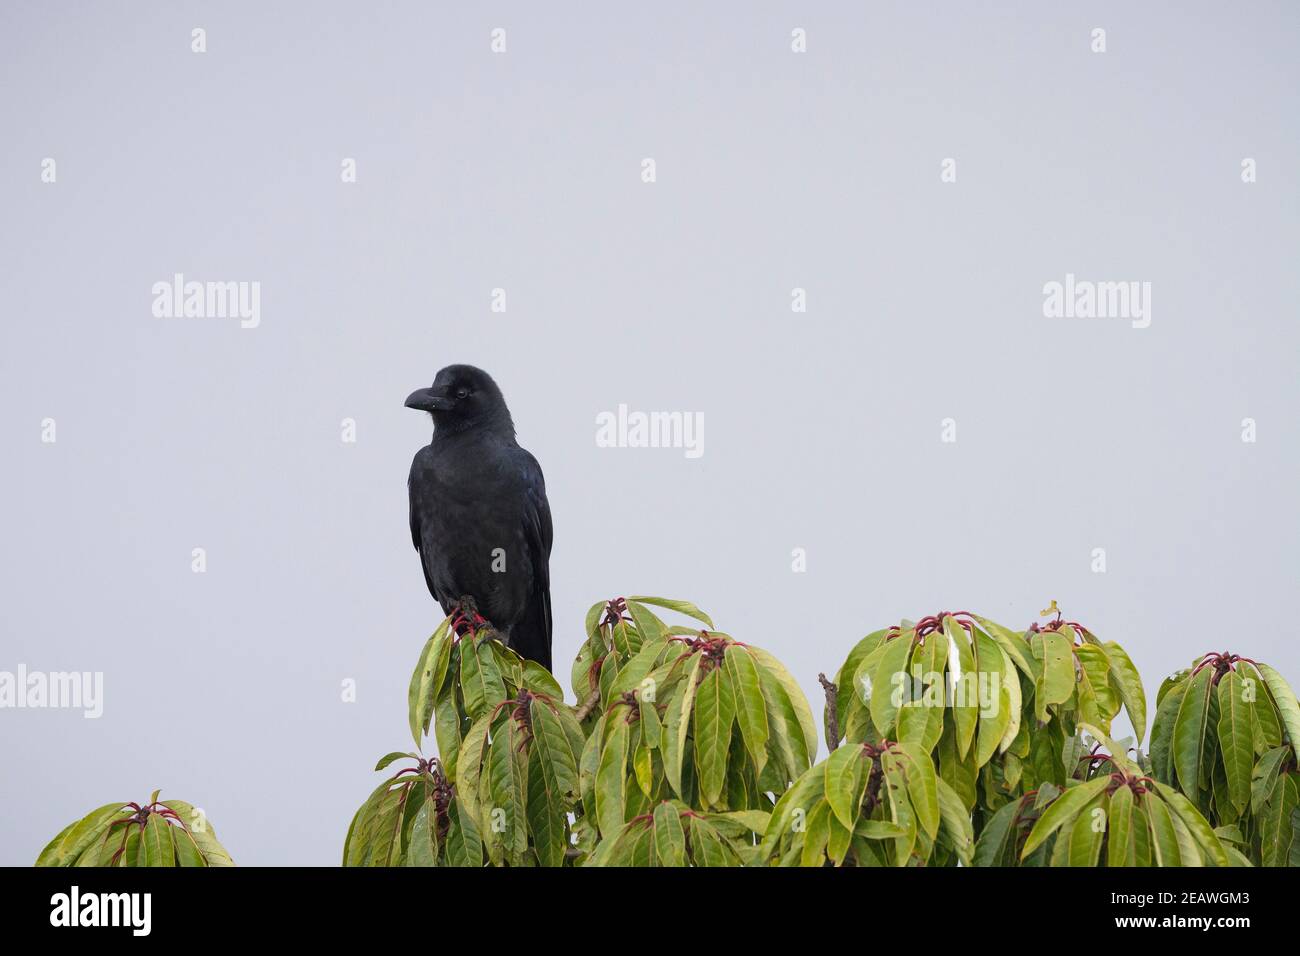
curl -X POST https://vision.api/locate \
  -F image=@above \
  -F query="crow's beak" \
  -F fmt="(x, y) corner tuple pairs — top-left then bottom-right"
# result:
(404, 387), (451, 412)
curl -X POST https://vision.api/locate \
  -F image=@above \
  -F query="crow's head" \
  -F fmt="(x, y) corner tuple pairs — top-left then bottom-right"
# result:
(405, 365), (513, 434)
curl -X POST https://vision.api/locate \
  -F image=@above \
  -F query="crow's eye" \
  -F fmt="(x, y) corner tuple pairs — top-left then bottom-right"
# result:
(456, 387), (469, 399)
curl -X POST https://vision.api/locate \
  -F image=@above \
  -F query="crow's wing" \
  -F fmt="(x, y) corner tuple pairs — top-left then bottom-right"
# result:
(513, 449), (553, 669)
(408, 467), (443, 607)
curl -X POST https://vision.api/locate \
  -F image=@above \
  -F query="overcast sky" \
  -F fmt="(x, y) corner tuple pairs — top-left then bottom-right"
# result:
(2, 1), (1297, 865)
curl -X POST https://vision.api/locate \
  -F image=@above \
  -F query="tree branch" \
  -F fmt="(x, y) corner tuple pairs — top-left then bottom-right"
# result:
(574, 687), (601, 722)
(818, 673), (840, 751)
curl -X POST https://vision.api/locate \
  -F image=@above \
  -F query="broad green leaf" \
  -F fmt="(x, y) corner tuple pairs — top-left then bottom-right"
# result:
(143, 814), (174, 867)
(869, 633), (914, 738)
(748, 646), (818, 762)
(625, 600), (667, 645)
(1152, 782), (1229, 866)
(824, 744), (868, 829)
(693, 667), (736, 807)
(530, 701), (580, 800)
(1258, 663), (1300, 751)
(892, 744), (939, 840)
(407, 623), (451, 745)
(406, 800), (439, 867)
(1215, 670), (1253, 815)
(1021, 776), (1111, 858)
(445, 797), (483, 867)
(945, 618), (979, 759)
(626, 596), (714, 628)
(1172, 665), (1214, 794)
(1069, 796), (1106, 867)
(934, 776), (974, 866)
(1145, 794), (1181, 867)
(1103, 641), (1147, 744)
(1107, 786), (1135, 867)
(1149, 676), (1187, 784)
(972, 616), (1035, 677)
(665, 655), (702, 795)
(374, 752), (415, 772)
(799, 801), (832, 867)
(526, 742), (567, 867)
(487, 721), (529, 864)
(159, 801), (232, 867)
(1251, 746), (1288, 815)
(172, 827), (207, 867)
(972, 627), (1010, 767)
(724, 645), (769, 773)
(455, 714), (492, 823)
(653, 802), (686, 866)
(898, 634), (944, 753)
(972, 799), (1019, 866)
(596, 717), (630, 837)
(1033, 631), (1074, 721)
(37, 803), (130, 867)
(460, 637), (506, 721)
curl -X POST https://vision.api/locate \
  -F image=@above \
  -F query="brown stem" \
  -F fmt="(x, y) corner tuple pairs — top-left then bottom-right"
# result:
(818, 673), (840, 751)
(574, 687), (602, 722)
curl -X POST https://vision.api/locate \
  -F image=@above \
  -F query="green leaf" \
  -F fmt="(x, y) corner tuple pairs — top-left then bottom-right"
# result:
(36, 803), (130, 867)
(1172, 665), (1214, 794)
(530, 700), (580, 801)
(665, 655), (702, 795)
(1215, 670), (1253, 815)
(748, 646), (818, 763)
(1020, 776), (1111, 859)
(527, 742), (567, 867)
(869, 633), (914, 738)
(1106, 786), (1134, 867)
(460, 637), (506, 721)
(406, 800), (439, 867)
(693, 667), (736, 807)
(407, 623), (451, 745)
(596, 717), (630, 837)
(972, 627), (1010, 767)
(625, 600), (667, 645)
(724, 645), (769, 773)
(945, 618), (979, 760)
(487, 720), (529, 864)
(374, 752), (415, 772)
(1251, 746), (1288, 815)
(1257, 663), (1300, 751)
(934, 776), (974, 866)
(160, 801), (233, 866)
(143, 814), (174, 867)
(172, 827), (207, 867)
(1149, 676), (1188, 784)
(1144, 794), (1182, 867)
(1103, 641), (1147, 744)
(972, 799), (1019, 866)
(653, 803), (687, 866)
(824, 744), (867, 830)
(626, 596), (714, 628)
(892, 743), (939, 840)
(445, 797), (483, 867)
(1151, 782), (1229, 866)
(1068, 796), (1106, 867)
(1033, 631), (1075, 721)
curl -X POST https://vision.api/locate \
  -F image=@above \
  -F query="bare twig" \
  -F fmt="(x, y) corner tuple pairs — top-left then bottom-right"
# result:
(818, 673), (840, 751)
(574, 687), (602, 722)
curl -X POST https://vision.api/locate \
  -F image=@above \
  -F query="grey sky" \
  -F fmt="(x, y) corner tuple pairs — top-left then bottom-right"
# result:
(1, 1), (1297, 865)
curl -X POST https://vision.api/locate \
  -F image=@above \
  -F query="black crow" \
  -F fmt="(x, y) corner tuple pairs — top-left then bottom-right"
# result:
(405, 365), (554, 670)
